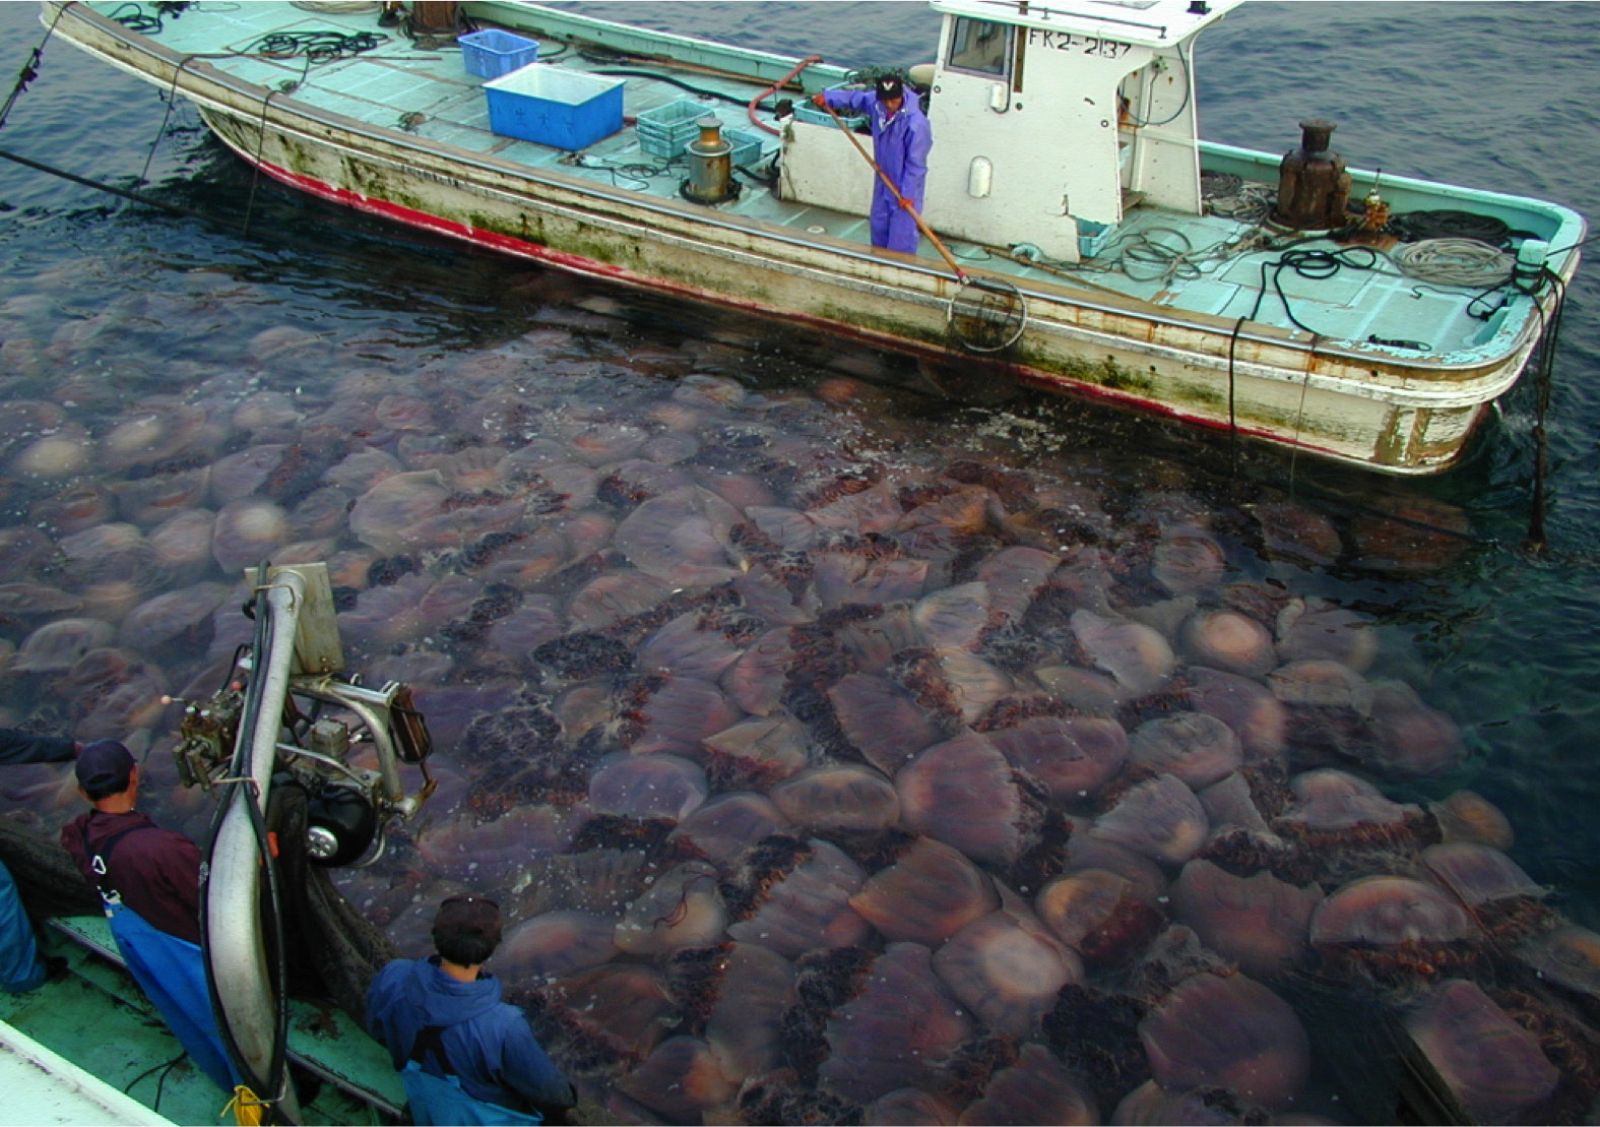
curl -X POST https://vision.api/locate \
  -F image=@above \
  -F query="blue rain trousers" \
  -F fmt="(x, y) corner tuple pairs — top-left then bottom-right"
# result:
(0, 860), (45, 993)
(104, 896), (237, 1093)
(400, 1062), (543, 1127)
(823, 88), (933, 254)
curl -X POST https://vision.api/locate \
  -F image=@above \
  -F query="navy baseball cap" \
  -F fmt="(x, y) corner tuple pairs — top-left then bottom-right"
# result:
(875, 74), (904, 101)
(76, 739), (135, 799)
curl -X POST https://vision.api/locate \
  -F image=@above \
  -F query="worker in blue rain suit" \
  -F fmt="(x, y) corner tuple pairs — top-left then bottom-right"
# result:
(0, 727), (77, 993)
(367, 895), (576, 1126)
(812, 73), (933, 254)
(61, 739), (237, 1093)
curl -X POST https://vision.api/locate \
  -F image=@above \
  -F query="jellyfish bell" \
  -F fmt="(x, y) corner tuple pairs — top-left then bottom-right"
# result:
(1276, 596), (1380, 671)
(1403, 978), (1559, 1124)
(827, 672), (944, 777)
(12, 617), (116, 674)
(668, 792), (790, 867)
(771, 764), (899, 837)
(587, 753), (709, 822)
(497, 909), (619, 983)
(932, 909), (1083, 1038)
(957, 1042), (1098, 1126)
(818, 942), (973, 1104)
(1128, 712), (1243, 790)
(1138, 970), (1311, 1112)
(1428, 790), (1514, 850)
(1182, 666), (1288, 763)
(1151, 525), (1228, 596)
(986, 714), (1128, 807)
(1180, 608), (1276, 679)
(211, 497), (289, 575)
(1070, 609), (1176, 696)
(1035, 867), (1164, 968)
(703, 941), (796, 1084)
(1090, 773), (1210, 866)
(1310, 875), (1480, 984)
(1367, 679), (1465, 777)
(896, 729), (1035, 865)
(1170, 859), (1323, 979)
(849, 835), (1000, 947)
(614, 861), (727, 956)
(725, 837), (872, 957)
(31, 481), (115, 537)
(118, 582), (231, 654)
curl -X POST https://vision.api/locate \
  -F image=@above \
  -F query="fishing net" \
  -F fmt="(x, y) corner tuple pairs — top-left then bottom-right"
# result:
(267, 781), (395, 1025)
(947, 276), (1028, 354)
(0, 819), (101, 920)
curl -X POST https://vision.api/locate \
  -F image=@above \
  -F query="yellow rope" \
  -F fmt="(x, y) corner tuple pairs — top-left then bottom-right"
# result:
(222, 1084), (269, 1126)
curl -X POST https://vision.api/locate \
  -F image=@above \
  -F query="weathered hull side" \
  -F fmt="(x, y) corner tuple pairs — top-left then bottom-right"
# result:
(48, 2), (1569, 473)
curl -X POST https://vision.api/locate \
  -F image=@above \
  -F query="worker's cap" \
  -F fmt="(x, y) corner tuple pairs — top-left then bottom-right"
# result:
(433, 895), (502, 947)
(875, 74), (905, 102)
(76, 739), (135, 799)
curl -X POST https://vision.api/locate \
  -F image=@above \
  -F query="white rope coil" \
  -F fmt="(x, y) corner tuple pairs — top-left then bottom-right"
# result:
(1391, 237), (1513, 288)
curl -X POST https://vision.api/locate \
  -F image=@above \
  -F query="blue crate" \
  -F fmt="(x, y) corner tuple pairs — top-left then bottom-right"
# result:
(1077, 218), (1115, 259)
(485, 67), (624, 150)
(459, 29), (539, 79)
(724, 126), (764, 168)
(636, 98), (716, 159)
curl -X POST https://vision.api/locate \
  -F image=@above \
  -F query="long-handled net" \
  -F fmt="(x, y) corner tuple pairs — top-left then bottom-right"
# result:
(819, 100), (1027, 354)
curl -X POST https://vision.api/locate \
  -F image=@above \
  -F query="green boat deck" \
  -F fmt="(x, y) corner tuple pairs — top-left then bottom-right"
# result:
(0, 917), (402, 1125)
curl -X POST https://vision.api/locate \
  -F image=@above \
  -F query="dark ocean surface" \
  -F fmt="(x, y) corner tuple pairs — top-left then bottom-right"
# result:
(3, 2), (1600, 1123)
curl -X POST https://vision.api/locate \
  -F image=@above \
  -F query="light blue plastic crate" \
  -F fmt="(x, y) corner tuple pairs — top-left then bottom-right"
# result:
(1077, 218), (1115, 259)
(725, 127), (764, 168)
(459, 29), (539, 79)
(637, 97), (715, 159)
(485, 66), (624, 150)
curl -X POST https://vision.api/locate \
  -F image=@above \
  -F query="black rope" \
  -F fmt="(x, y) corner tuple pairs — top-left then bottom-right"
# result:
(244, 30), (387, 65)
(1524, 267), (1566, 554)
(241, 89), (278, 241)
(1249, 246), (1382, 337)
(0, 144), (193, 215)
(1226, 314), (1246, 478)
(0, 2), (67, 134)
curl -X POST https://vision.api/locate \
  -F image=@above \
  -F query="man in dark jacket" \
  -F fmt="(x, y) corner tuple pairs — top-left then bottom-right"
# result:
(1, 727), (76, 992)
(61, 739), (235, 1092)
(367, 895), (575, 1126)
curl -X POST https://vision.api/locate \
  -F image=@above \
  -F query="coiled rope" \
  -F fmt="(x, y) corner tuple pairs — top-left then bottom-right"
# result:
(1392, 238), (1513, 288)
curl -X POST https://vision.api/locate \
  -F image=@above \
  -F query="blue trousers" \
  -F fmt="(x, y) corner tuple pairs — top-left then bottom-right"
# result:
(0, 860), (45, 993)
(105, 898), (238, 1093)
(870, 188), (922, 254)
(401, 1062), (543, 1126)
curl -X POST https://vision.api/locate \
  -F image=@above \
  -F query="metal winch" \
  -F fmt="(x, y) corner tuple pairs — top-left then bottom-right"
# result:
(170, 562), (435, 869)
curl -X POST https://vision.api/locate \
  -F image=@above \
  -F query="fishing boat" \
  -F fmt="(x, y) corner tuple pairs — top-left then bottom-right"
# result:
(34, 0), (1586, 474)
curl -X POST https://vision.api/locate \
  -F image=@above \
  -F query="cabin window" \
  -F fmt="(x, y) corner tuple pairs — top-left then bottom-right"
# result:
(945, 18), (1011, 77)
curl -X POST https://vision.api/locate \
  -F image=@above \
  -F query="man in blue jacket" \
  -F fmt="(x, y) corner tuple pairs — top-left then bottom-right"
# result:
(813, 73), (934, 255)
(366, 895), (575, 1126)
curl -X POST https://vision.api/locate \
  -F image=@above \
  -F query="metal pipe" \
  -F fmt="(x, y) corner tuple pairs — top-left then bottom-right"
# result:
(207, 568), (305, 1121)
(746, 53), (821, 137)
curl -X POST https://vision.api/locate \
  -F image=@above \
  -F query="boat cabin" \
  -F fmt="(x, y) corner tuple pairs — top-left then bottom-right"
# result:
(781, 0), (1243, 262)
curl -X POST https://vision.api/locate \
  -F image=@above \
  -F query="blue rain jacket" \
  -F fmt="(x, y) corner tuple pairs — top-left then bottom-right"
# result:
(823, 88), (933, 254)
(105, 897), (238, 1093)
(366, 957), (573, 1126)
(0, 860), (45, 993)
